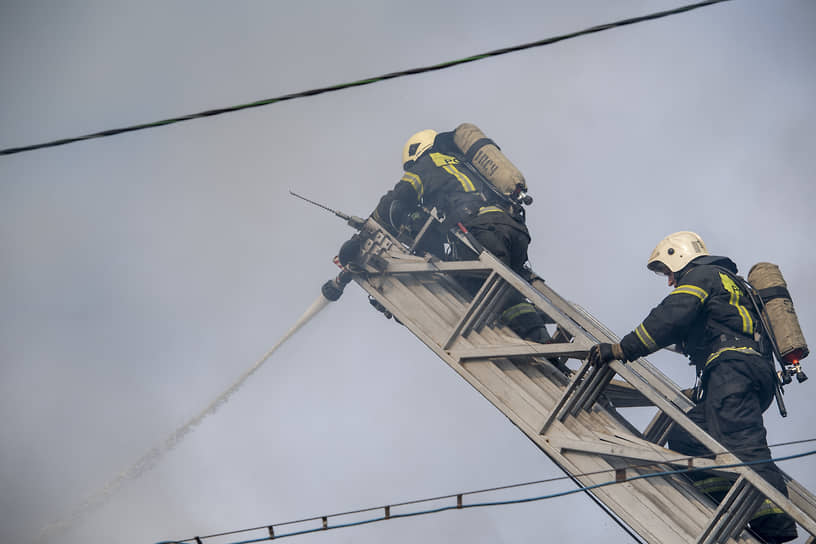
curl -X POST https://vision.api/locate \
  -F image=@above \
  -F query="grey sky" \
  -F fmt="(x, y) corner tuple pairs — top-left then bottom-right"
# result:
(1, 1), (815, 543)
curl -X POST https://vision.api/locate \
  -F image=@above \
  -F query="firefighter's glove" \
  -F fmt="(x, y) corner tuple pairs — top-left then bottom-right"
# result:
(337, 236), (361, 267)
(407, 210), (428, 233)
(588, 343), (626, 367)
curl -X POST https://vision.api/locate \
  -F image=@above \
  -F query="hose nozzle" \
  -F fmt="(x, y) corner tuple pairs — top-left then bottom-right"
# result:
(321, 269), (352, 302)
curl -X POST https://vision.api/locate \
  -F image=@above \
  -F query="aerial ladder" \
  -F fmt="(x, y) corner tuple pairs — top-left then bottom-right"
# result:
(316, 203), (816, 544)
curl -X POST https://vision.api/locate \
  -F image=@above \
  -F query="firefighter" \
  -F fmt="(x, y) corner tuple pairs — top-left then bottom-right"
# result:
(587, 231), (797, 544)
(372, 128), (551, 344)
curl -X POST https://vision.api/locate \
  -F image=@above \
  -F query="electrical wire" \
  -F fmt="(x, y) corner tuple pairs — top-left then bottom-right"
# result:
(0, 0), (735, 157)
(158, 441), (816, 544)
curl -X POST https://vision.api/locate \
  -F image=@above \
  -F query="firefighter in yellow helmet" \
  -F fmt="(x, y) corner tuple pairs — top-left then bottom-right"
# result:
(588, 231), (796, 543)
(371, 128), (551, 344)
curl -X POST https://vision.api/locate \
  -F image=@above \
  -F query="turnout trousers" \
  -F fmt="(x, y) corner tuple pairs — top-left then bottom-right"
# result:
(454, 212), (551, 343)
(667, 355), (797, 543)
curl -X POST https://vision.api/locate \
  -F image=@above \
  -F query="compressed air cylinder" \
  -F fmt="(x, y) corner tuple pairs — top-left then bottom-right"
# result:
(453, 123), (526, 196)
(748, 262), (809, 362)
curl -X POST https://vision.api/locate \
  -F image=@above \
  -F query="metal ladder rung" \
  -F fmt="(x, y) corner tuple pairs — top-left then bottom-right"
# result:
(697, 475), (765, 544)
(539, 359), (626, 435)
(539, 359), (592, 434)
(569, 363), (617, 416)
(468, 281), (512, 335)
(444, 272), (510, 349)
(643, 410), (674, 446)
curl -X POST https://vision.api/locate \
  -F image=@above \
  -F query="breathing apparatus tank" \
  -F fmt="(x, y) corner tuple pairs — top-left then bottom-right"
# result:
(453, 123), (531, 204)
(748, 262), (809, 382)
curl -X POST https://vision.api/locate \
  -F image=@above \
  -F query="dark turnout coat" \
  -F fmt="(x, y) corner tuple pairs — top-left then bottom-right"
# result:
(374, 131), (527, 238)
(372, 132), (547, 342)
(619, 255), (764, 375)
(618, 255), (796, 541)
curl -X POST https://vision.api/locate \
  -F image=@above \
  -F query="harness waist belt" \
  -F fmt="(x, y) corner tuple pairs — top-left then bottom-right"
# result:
(705, 332), (762, 366)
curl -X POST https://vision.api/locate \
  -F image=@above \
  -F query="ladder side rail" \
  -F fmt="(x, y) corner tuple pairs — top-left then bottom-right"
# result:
(385, 260), (496, 274)
(370, 227), (608, 361)
(354, 276), (763, 543)
(519, 361), (719, 527)
(371, 227), (749, 473)
(697, 476), (763, 544)
(547, 436), (733, 474)
(612, 361), (816, 536)
(358, 225), (592, 356)
(355, 269), (735, 542)
(440, 232), (594, 343)
(454, 271), (816, 534)
(785, 479), (816, 523)
(373, 251), (598, 361)
(567, 300), (698, 407)
(363, 228), (816, 530)
(452, 343), (590, 361)
(500, 265), (707, 418)
(480, 357), (736, 543)
(468, 357), (698, 543)
(354, 220), (816, 539)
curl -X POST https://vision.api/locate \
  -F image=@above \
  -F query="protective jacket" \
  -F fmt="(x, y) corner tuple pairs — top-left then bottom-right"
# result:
(619, 255), (766, 376)
(374, 131), (525, 232)
(635, 257), (798, 541)
(373, 131), (547, 342)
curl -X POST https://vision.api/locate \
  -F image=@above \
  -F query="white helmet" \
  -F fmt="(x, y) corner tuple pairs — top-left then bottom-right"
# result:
(402, 129), (437, 166)
(647, 231), (709, 274)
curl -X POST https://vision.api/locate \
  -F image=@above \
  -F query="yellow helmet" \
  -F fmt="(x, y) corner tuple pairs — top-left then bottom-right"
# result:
(402, 129), (437, 166)
(647, 231), (709, 274)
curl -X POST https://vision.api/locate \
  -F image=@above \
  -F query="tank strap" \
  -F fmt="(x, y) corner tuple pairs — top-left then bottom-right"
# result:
(757, 285), (791, 302)
(464, 137), (499, 163)
(442, 191), (486, 224)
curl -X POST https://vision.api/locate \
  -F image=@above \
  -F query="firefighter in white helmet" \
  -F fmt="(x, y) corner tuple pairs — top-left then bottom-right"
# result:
(587, 231), (796, 543)
(371, 128), (551, 344)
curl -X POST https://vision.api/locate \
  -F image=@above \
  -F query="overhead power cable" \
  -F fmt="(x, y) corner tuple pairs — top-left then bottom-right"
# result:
(0, 0), (735, 157)
(158, 441), (816, 544)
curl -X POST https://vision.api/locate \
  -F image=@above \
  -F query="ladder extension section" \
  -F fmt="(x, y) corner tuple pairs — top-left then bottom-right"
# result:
(344, 219), (816, 544)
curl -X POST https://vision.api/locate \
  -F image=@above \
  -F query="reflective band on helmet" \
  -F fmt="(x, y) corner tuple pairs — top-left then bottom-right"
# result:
(719, 272), (754, 335)
(670, 284), (709, 303)
(634, 323), (658, 351)
(400, 171), (423, 199)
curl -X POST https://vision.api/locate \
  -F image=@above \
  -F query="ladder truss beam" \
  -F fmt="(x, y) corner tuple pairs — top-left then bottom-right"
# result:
(345, 219), (816, 543)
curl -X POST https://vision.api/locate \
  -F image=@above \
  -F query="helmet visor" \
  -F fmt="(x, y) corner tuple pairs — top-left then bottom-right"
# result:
(647, 260), (671, 277)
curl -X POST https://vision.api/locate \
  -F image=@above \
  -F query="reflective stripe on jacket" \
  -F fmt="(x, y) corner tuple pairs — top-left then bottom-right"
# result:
(376, 147), (484, 223)
(619, 256), (762, 368)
